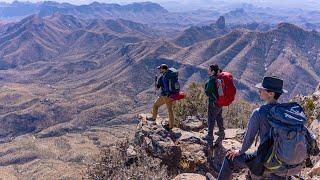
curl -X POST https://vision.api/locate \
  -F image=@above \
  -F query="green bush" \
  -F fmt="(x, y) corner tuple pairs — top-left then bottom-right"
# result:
(173, 83), (208, 122)
(292, 96), (317, 126)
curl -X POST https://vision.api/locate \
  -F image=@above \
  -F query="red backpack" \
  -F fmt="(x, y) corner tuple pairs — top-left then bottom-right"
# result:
(216, 72), (236, 106)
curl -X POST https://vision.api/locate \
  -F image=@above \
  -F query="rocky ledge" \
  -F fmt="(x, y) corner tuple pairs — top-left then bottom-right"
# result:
(134, 111), (320, 179)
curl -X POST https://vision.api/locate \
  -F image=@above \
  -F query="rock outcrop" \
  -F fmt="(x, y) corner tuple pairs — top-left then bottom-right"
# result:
(216, 16), (226, 29)
(135, 114), (249, 177)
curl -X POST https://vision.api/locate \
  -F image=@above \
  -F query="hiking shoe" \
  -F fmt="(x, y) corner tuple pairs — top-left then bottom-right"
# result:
(146, 117), (156, 121)
(202, 135), (214, 141)
(306, 157), (313, 168)
(214, 131), (225, 137)
(162, 124), (172, 131)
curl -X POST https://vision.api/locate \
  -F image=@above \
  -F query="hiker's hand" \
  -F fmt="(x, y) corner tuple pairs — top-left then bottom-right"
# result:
(226, 149), (240, 161)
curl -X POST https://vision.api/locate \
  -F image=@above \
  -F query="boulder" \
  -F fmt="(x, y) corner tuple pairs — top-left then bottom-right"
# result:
(173, 173), (206, 180)
(180, 116), (205, 132)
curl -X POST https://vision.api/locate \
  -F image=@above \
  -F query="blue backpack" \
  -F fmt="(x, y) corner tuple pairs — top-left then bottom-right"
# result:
(264, 102), (308, 176)
(166, 68), (180, 94)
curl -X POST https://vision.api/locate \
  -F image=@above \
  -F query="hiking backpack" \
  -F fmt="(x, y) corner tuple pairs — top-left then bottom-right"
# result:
(166, 68), (180, 94)
(264, 102), (309, 176)
(166, 68), (186, 101)
(215, 71), (236, 106)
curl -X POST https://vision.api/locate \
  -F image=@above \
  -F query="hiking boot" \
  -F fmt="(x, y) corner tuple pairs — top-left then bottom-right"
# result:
(202, 134), (214, 141)
(146, 117), (156, 121)
(306, 157), (313, 168)
(215, 130), (225, 137)
(162, 124), (172, 131)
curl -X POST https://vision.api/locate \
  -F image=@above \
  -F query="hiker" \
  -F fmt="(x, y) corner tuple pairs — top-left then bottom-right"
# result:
(148, 64), (177, 130)
(203, 64), (226, 145)
(216, 76), (317, 180)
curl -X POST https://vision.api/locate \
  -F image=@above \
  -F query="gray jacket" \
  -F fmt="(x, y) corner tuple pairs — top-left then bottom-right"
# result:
(240, 103), (277, 154)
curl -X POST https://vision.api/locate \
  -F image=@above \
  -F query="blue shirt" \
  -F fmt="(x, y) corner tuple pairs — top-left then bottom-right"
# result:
(240, 103), (278, 154)
(157, 72), (170, 96)
(162, 72), (170, 95)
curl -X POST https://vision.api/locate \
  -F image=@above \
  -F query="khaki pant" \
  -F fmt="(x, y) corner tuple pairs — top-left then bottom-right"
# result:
(152, 96), (174, 128)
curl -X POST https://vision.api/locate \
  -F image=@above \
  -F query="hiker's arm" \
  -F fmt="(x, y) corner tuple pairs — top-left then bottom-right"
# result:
(162, 76), (170, 95)
(239, 109), (260, 154)
(205, 78), (217, 101)
(156, 76), (162, 89)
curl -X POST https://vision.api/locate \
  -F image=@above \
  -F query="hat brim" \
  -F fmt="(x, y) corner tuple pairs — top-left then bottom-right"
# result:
(255, 83), (288, 94)
(157, 66), (161, 69)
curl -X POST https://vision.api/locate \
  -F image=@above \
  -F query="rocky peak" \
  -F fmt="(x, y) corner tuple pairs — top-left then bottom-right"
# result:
(216, 16), (225, 29)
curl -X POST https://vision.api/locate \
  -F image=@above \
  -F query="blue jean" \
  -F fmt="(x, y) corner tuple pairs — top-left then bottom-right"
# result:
(208, 100), (224, 139)
(217, 152), (290, 180)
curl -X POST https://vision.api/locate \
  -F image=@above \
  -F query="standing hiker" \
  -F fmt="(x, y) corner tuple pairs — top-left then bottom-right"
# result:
(203, 64), (236, 146)
(215, 76), (319, 180)
(148, 64), (180, 130)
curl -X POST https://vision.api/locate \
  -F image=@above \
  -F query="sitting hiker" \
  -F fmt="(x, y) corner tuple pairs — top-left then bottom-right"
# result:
(149, 64), (175, 130)
(203, 64), (225, 146)
(216, 76), (319, 180)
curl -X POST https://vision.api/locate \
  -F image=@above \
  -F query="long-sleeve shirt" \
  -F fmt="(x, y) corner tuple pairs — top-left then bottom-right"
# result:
(157, 72), (170, 96)
(239, 103), (278, 154)
(205, 75), (218, 101)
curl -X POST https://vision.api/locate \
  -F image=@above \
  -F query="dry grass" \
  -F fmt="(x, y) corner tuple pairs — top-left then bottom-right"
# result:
(0, 125), (137, 179)
(85, 138), (169, 180)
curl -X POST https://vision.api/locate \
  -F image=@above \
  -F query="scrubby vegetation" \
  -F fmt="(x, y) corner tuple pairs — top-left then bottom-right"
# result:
(85, 138), (169, 180)
(292, 96), (319, 126)
(174, 83), (258, 129)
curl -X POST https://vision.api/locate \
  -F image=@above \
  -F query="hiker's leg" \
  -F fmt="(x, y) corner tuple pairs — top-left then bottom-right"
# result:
(207, 100), (215, 138)
(218, 153), (257, 180)
(165, 97), (174, 129)
(152, 96), (166, 120)
(216, 106), (225, 133)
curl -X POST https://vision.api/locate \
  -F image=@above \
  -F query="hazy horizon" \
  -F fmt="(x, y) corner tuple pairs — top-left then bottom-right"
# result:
(1, 0), (320, 11)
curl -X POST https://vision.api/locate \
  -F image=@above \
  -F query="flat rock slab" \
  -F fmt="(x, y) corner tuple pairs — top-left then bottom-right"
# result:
(173, 173), (206, 180)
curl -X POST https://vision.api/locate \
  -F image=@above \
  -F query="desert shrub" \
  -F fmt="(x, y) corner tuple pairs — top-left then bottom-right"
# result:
(85, 138), (169, 180)
(173, 83), (208, 121)
(292, 96), (317, 126)
(304, 98), (316, 116)
(223, 100), (258, 129)
(174, 83), (257, 129)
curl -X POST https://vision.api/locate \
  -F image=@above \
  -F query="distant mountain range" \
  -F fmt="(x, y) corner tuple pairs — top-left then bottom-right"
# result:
(0, 1), (196, 28)
(1, 1), (320, 31)
(0, 13), (319, 142)
(0, 13), (160, 69)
